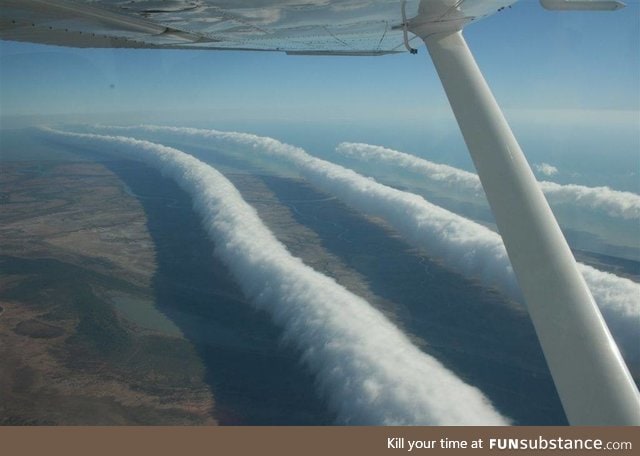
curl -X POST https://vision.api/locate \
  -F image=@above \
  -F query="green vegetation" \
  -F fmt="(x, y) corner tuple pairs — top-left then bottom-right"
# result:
(68, 284), (131, 358)
(14, 319), (64, 339)
(124, 335), (206, 390)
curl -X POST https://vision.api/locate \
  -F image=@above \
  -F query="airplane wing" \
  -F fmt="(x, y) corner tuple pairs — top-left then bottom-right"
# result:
(0, 0), (516, 55)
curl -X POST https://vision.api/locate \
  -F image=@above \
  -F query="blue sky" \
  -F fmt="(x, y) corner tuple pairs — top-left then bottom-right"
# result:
(1, 1), (637, 122)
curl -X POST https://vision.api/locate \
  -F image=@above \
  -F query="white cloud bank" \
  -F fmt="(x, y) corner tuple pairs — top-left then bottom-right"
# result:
(89, 125), (639, 360)
(335, 142), (640, 220)
(534, 162), (559, 177)
(40, 127), (508, 425)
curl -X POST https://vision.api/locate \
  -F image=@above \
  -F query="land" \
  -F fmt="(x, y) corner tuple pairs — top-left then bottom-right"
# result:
(0, 154), (335, 425)
(0, 160), (214, 425)
(4, 136), (634, 426)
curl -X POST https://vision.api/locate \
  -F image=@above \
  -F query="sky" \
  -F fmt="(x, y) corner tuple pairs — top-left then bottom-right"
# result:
(1, 1), (638, 119)
(0, 0), (638, 188)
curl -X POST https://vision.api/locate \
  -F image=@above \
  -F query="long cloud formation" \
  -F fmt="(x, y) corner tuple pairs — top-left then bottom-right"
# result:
(40, 127), (508, 425)
(335, 142), (640, 221)
(89, 125), (639, 361)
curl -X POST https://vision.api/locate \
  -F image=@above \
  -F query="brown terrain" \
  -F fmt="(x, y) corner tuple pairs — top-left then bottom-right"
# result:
(0, 160), (216, 425)
(0, 153), (365, 426)
(4, 138), (610, 426)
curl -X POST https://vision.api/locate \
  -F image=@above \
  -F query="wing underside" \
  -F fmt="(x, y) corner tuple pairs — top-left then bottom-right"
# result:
(0, 0), (515, 54)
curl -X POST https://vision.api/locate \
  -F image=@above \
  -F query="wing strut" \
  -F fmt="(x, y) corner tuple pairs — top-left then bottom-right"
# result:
(401, 1), (418, 54)
(419, 30), (640, 425)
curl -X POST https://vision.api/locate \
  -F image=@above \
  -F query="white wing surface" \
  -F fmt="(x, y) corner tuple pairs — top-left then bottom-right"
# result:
(0, 0), (516, 54)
